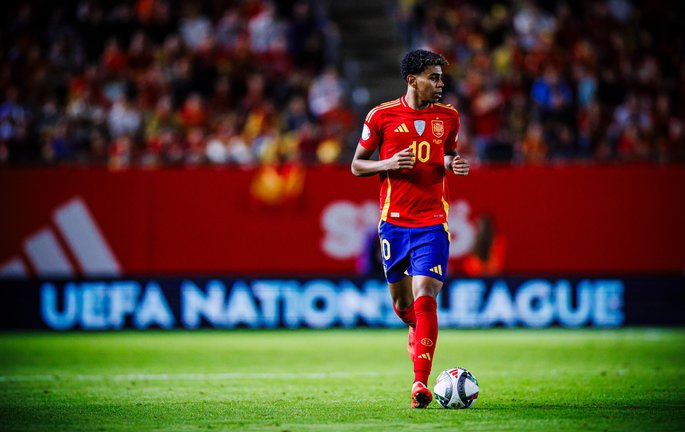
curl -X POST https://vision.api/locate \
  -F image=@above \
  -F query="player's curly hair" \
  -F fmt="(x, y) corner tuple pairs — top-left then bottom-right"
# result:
(400, 49), (448, 81)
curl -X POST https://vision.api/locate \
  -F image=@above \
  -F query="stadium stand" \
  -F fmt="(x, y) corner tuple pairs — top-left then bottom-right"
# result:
(388, 0), (685, 164)
(0, 0), (683, 167)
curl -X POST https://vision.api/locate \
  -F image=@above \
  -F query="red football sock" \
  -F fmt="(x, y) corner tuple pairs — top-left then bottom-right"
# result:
(393, 302), (416, 328)
(413, 295), (438, 385)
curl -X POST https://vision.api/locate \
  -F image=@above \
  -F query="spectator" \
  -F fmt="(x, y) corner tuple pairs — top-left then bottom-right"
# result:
(463, 213), (507, 276)
(608, 93), (652, 160)
(0, 87), (31, 162)
(287, 0), (327, 71)
(107, 96), (142, 139)
(179, 5), (212, 52)
(471, 78), (506, 161)
(215, 7), (244, 51)
(308, 66), (345, 118)
(247, 1), (285, 55)
(519, 122), (548, 164)
(178, 93), (208, 129)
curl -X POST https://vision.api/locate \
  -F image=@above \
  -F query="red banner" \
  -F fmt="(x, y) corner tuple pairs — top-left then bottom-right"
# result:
(1, 164), (684, 277)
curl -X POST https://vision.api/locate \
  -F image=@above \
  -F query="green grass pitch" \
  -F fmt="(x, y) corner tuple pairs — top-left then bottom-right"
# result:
(1, 328), (684, 431)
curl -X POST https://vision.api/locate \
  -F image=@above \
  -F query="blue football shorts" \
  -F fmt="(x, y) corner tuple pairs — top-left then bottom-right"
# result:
(378, 221), (450, 283)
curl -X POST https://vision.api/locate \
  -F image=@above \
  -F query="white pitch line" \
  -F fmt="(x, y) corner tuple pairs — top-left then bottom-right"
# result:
(0, 371), (387, 383)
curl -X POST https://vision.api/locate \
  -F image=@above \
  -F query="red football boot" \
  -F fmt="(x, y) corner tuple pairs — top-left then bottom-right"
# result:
(411, 381), (433, 409)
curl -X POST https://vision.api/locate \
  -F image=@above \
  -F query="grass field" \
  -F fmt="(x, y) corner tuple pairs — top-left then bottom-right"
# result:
(1, 329), (684, 431)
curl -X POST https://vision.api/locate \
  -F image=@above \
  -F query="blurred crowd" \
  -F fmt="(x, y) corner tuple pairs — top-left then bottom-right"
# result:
(0, 0), (353, 168)
(1, 0), (684, 168)
(395, 0), (685, 164)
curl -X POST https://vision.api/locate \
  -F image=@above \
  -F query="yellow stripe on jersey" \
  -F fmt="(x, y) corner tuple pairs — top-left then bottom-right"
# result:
(380, 175), (392, 221)
(442, 197), (449, 218)
(441, 177), (450, 218)
(365, 101), (401, 123)
(435, 102), (458, 112)
(365, 100), (402, 123)
(442, 177), (450, 242)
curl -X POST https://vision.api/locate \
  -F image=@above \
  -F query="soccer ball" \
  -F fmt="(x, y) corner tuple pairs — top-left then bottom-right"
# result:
(433, 367), (479, 409)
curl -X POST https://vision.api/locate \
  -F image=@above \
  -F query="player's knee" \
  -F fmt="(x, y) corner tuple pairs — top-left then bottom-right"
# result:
(413, 277), (443, 299)
(393, 295), (414, 310)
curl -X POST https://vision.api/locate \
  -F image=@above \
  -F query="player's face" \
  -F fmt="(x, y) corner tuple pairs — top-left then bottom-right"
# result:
(414, 65), (444, 104)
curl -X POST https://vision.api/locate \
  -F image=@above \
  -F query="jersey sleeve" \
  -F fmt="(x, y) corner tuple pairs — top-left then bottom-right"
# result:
(358, 108), (382, 151)
(444, 110), (460, 154)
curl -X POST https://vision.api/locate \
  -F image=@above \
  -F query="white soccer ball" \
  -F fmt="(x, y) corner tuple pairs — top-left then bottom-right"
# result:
(433, 367), (479, 409)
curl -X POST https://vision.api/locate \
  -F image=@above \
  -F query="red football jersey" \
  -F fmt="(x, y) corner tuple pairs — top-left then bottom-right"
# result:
(359, 96), (460, 227)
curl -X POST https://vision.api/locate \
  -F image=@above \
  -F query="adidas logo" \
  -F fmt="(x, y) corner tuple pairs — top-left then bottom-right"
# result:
(418, 353), (432, 361)
(394, 123), (409, 133)
(429, 265), (443, 276)
(0, 197), (121, 278)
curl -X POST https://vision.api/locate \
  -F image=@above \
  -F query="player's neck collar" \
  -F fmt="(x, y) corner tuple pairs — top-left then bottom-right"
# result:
(401, 95), (433, 111)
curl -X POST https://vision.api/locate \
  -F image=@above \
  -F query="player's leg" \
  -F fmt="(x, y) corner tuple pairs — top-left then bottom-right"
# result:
(408, 224), (449, 408)
(388, 277), (416, 359)
(410, 275), (442, 408)
(379, 221), (416, 360)
(412, 275), (442, 385)
(379, 221), (414, 326)
(389, 277), (415, 327)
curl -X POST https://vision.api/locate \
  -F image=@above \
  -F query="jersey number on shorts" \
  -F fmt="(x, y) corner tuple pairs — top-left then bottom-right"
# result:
(382, 239), (391, 260)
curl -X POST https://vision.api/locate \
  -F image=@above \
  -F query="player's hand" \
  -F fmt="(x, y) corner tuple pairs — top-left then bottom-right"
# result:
(452, 155), (470, 176)
(388, 148), (416, 170)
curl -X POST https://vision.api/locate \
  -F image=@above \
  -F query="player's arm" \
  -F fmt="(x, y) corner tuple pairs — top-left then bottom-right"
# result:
(444, 149), (470, 176)
(351, 144), (415, 177)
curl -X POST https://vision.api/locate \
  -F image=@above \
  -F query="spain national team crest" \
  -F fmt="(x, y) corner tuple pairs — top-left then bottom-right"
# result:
(432, 120), (444, 138)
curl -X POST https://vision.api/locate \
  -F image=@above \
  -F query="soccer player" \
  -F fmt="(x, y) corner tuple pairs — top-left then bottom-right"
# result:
(351, 49), (470, 408)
